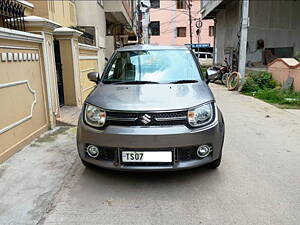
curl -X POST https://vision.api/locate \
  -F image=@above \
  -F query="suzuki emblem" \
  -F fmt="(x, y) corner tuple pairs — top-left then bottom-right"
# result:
(141, 114), (151, 124)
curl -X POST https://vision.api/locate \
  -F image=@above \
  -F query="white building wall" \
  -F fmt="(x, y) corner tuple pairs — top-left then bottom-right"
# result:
(75, 1), (106, 73)
(214, 0), (300, 65)
(214, 1), (240, 64)
(247, 0), (300, 63)
(75, 1), (106, 48)
(105, 36), (115, 59)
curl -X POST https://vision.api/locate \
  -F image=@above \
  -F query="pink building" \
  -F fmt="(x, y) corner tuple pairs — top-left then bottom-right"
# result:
(149, 0), (214, 47)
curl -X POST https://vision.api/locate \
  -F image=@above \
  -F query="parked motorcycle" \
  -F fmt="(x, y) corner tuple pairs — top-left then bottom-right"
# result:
(206, 58), (232, 85)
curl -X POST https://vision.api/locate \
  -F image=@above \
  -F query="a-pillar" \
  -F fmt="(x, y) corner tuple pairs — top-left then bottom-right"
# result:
(54, 27), (83, 106)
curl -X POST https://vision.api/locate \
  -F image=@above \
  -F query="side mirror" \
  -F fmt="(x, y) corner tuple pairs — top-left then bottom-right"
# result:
(87, 72), (100, 83)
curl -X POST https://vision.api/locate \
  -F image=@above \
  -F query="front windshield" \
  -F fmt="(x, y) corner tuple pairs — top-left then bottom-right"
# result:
(102, 49), (202, 83)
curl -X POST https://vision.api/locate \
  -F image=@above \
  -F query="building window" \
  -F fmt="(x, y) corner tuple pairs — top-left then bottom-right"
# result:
(177, 27), (186, 37)
(177, 0), (186, 9)
(149, 21), (160, 36)
(77, 26), (96, 46)
(209, 26), (214, 37)
(150, 0), (160, 8)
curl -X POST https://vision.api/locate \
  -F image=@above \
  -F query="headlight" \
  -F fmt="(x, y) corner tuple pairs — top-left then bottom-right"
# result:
(84, 104), (106, 127)
(188, 103), (213, 127)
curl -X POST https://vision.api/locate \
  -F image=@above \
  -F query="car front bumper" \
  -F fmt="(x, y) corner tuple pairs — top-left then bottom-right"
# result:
(77, 109), (225, 171)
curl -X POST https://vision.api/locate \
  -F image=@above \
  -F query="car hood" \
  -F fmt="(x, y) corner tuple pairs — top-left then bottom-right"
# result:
(86, 82), (214, 111)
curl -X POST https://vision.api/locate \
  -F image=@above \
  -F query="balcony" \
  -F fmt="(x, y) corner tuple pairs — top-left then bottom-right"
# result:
(104, 0), (133, 26)
(0, 0), (33, 31)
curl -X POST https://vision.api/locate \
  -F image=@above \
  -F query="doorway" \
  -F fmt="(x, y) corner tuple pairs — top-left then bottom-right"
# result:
(53, 40), (64, 107)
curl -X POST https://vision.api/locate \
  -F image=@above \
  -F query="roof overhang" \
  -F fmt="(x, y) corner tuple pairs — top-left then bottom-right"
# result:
(24, 16), (61, 31)
(201, 0), (231, 19)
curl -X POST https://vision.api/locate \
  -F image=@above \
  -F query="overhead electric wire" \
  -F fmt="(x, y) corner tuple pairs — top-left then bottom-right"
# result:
(151, 7), (199, 16)
(161, 20), (191, 33)
(158, 12), (198, 29)
(160, 20), (194, 34)
(160, 24), (212, 33)
(160, 18), (191, 29)
(150, 3), (177, 12)
(152, 9), (200, 20)
(158, 12), (186, 27)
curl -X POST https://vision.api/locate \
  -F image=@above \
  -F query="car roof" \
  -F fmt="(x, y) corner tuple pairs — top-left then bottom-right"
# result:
(117, 44), (189, 52)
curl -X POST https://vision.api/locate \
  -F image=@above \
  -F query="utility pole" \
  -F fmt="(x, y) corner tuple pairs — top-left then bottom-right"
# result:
(213, 18), (217, 65)
(141, 0), (151, 44)
(238, 0), (249, 81)
(188, 0), (193, 45)
(196, 18), (202, 55)
(172, 3), (176, 45)
(137, 0), (143, 44)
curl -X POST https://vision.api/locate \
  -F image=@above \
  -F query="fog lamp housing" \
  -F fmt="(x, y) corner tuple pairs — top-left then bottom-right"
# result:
(196, 145), (212, 158)
(86, 145), (99, 158)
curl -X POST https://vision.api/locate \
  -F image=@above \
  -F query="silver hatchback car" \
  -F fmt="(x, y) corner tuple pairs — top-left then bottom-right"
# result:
(77, 45), (225, 171)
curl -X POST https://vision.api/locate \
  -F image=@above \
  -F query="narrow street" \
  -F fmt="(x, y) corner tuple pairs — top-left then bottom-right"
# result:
(1, 84), (300, 225)
(41, 84), (300, 225)
(1, 1), (300, 225)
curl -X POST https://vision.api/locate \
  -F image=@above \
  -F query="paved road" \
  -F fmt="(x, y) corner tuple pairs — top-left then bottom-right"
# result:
(43, 84), (300, 225)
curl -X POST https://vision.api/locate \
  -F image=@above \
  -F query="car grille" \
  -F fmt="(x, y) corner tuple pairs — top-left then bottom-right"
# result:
(85, 145), (200, 162)
(106, 111), (188, 127)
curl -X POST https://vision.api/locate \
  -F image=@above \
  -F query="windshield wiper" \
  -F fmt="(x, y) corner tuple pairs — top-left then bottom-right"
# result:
(169, 80), (199, 84)
(110, 80), (160, 85)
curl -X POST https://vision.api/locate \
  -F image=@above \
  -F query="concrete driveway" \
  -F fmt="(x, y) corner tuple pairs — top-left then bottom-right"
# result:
(1, 84), (300, 225)
(43, 84), (300, 225)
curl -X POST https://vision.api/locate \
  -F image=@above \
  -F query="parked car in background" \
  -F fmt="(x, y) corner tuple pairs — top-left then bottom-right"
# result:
(77, 45), (225, 171)
(195, 52), (213, 67)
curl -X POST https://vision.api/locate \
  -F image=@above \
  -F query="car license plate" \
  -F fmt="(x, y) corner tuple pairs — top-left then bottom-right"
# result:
(121, 151), (172, 163)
